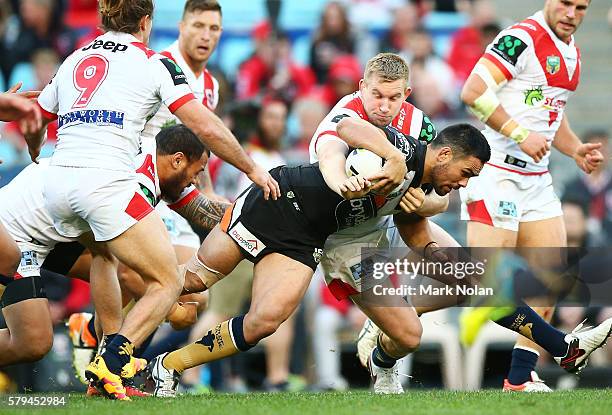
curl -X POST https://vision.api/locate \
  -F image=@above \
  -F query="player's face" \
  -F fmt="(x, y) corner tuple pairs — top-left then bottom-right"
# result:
(431, 151), (483, 195)
(544, 0), (589, 41)
(360, 76), (411, 127)
(161, 152), (208, 201)
(179, 10), (222, 65)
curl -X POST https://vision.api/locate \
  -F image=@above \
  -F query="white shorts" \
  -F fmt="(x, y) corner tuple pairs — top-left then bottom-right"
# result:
(44, 166), (154, 241)
(15, 241), (51, 278)
(320, 222), (398, 300)
(155, 201), (200, 249)
(459, 163), (562, 232)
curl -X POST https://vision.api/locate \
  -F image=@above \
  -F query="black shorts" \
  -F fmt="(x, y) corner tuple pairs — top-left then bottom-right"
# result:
(220, 167), (326, 271)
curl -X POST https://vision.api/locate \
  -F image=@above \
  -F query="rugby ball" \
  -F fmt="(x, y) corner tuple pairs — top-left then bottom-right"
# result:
(345, 148), (384, 178)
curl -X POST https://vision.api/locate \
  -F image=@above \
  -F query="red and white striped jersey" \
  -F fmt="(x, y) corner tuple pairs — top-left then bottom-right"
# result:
(309, 91), (435, 163)
(38, 32), (195, 171)
(142, 40), (219, 140)
(481, 11), (580, 173)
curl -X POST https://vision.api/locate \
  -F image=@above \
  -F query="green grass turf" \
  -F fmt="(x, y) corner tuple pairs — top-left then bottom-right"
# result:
(2, 390), (611, 415)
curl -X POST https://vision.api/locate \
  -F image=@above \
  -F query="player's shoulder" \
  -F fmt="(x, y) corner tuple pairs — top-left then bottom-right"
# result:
(331, 92), (367, 120)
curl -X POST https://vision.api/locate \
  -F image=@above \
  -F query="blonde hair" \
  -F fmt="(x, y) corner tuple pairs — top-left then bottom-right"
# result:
(99, 0), (153, 34)
(364, 53), (410, 85)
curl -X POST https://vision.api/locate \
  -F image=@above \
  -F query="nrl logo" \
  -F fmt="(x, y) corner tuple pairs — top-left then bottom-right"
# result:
(523, 86), (544, 106)
(546, 55), (561, 75)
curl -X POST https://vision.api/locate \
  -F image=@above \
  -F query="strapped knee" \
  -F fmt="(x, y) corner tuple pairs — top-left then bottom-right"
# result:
(181, 255), (225, 290)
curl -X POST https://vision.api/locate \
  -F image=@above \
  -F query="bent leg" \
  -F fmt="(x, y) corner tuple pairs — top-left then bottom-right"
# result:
(351, 278), (422, 359)
(0, 298), (53, 366)
(163, 252), (312, 373)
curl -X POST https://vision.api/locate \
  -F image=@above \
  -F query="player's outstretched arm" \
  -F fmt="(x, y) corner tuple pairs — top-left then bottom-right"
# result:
(461, 59), (549, 163)
(174, 192), (230, 232)
(175, 100), (280, 200)
(553, 116), (603, 174)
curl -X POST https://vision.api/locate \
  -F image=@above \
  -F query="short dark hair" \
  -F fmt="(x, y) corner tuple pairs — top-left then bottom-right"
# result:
(156, 124), (208, 161)
(430, 123), (490, 164)
(183, 0), (222, 18)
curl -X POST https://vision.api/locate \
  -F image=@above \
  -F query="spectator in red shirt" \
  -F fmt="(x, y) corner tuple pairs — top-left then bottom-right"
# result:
(309, 2), (355, 83)
(445, 0), (498, 83)
(314, 54), (361, 109)
(236, 23), (315, 103)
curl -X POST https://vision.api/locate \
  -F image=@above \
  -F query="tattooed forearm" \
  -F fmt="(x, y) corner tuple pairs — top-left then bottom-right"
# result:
(176, 193), (229, 231)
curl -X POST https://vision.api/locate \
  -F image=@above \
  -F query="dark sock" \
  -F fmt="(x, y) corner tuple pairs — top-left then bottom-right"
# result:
(134, 329), (157, 358)
(492, 302), (567, 357)
(371, 336), (397, 369)
(101, 334), (133, 375)
(87, 315), (97, 339)
(230, 315), (255, 352)
(507, 348), (539, 385)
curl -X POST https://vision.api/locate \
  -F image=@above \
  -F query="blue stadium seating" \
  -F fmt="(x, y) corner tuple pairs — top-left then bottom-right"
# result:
(0, 140), (19, 167)
(8, 62), (37, 92)
(218, 37), (254, 79)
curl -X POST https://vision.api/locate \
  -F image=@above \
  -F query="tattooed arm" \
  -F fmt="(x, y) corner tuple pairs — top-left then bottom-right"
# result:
(174, 192), (230, 231)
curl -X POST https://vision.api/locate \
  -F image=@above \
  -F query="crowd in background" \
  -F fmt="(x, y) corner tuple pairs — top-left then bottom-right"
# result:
(1, 0), (611, 393)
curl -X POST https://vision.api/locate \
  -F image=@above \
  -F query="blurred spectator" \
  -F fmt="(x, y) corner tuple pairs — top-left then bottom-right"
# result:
(314, 54), (361, 109)
(401, 29), (458, 117)
(0, 0), (78, 83)
(378, 2), (421, 53)
(284, 97), (328, 166)
(557, 198), (612, 368)
(64, 0), (98, 29)
(1, 48), (59, 151)
(422, 0), (470, 13)
(211, 99), (288, 199)
(445, 0), (498, 83)
(309, 2), (356, 83)
(236, 24), (315, 103)
(562, 130), (612, 246)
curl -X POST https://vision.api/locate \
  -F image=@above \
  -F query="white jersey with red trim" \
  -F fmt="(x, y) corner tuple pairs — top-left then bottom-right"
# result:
(135, 138), (199, 210)
(308, 91), (435, 241)
(309, 91), (435, 162)
(481, 11), (580, 173)
(37, 32), (195, 172)
(141, 41), (219, 140)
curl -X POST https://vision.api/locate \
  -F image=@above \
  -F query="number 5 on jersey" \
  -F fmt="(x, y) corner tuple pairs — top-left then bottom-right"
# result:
(72, 54), (109, 108)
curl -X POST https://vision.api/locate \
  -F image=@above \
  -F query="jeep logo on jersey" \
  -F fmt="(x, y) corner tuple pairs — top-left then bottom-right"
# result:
(82, 40), (127, 53)
(546, 56), (561, 75)
(335, 197), (377, 230)
(160, 58), (188, 86)
(229, 222), (266, 257)
(492, 35), (527, 66)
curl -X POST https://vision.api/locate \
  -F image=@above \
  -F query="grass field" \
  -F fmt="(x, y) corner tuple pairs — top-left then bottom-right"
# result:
(2, 390), (612, 415)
